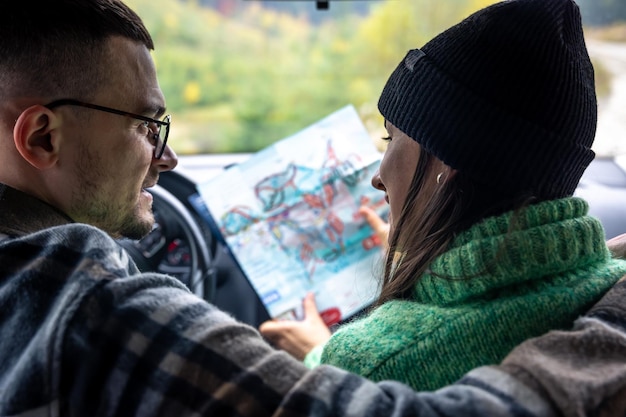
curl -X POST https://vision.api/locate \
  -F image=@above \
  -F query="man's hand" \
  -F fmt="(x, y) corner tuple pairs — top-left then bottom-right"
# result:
(607, 233), (626, 260)
(259, 293), (332, 360)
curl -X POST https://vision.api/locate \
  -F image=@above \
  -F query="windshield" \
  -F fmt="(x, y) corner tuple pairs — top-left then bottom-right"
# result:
(125, 0), (626, 157)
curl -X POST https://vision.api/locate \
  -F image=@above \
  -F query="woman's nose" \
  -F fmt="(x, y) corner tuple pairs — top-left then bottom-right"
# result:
(371, 170), (385, 191)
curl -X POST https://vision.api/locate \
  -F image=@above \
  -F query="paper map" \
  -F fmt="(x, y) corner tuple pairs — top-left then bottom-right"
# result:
(197, 105), (387, 325)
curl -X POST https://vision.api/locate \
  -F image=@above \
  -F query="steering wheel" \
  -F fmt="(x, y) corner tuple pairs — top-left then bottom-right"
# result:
(118, 185), (216, 302)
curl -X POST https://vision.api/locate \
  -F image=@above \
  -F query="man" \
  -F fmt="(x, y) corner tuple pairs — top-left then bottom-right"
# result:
(0, 1), (624, 416)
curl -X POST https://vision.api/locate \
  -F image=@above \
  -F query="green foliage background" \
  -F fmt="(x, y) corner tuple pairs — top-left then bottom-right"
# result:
(125, 0), (619, 154)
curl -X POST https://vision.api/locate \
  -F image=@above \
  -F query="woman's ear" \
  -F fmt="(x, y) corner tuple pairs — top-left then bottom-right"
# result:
(13, 105), (61, 170)
(435, 164), (457, 185)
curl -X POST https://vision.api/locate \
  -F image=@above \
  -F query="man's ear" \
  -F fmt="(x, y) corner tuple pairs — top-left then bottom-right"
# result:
(13, 105), (61, 170)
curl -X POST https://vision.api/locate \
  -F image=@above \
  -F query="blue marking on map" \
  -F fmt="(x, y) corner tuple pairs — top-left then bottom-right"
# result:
(262, 290), (281, 305)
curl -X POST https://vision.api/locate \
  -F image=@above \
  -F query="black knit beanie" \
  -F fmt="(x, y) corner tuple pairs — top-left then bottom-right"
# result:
(377, 0), (597, 199)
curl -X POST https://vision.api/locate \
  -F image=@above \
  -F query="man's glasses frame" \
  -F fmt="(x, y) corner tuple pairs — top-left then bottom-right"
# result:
(45, 98), (171, 159)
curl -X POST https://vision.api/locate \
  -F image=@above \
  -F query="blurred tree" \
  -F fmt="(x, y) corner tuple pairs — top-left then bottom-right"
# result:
(462, 0), (500, 16)
(125, 0), (514, 153)
(184, 81), (202, 104)
(578, 0), (626, 26)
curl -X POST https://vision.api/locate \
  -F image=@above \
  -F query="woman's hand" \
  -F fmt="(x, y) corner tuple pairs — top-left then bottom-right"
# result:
(259, 293), (332, 360)
(607, 233), (626, 260)
(358, 205), (390, 251)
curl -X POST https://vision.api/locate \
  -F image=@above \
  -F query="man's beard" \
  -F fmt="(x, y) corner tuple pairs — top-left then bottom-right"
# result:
(71, 142), (155, 240)
(71, 194), (155, 240)
(116, 206), (155, 240)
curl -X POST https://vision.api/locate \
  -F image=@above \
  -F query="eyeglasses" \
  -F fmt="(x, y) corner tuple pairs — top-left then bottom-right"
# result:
(45, 98), (171, 159)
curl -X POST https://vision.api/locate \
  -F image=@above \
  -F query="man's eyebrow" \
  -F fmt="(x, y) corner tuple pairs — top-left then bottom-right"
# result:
(383, 119), (388, 130)
(140, 104), (166, 118)
(154, 106), (166, 118)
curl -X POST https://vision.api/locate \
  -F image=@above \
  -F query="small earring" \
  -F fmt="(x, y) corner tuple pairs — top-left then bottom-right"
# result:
(436, 172), (444, 184)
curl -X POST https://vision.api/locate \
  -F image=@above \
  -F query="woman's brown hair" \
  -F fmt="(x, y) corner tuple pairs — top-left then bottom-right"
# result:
(376, 148), (536, 306)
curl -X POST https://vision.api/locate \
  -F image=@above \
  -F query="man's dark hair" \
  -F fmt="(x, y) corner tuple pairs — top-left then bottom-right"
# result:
(0, 0), (154, 101)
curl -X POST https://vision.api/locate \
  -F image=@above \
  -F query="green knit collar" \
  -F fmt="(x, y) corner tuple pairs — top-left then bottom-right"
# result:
(413, 197), (609, 305)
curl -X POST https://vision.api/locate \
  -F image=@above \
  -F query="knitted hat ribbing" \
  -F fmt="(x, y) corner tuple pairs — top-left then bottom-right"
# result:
(378, 0), (597, 199)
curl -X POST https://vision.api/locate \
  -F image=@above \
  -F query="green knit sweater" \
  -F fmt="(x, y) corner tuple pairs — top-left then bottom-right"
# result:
(312, 197), (626, 391)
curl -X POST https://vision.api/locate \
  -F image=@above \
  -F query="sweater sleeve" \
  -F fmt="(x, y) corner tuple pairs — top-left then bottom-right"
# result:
(62, 274), (561, 417)
(37, 225), (624, 416)
(303, 342), (325, 369)
(61, 273), (626, 417)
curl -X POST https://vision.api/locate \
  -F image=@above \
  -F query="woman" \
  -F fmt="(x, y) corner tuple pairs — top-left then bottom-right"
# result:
(260, 0), (626, 390)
